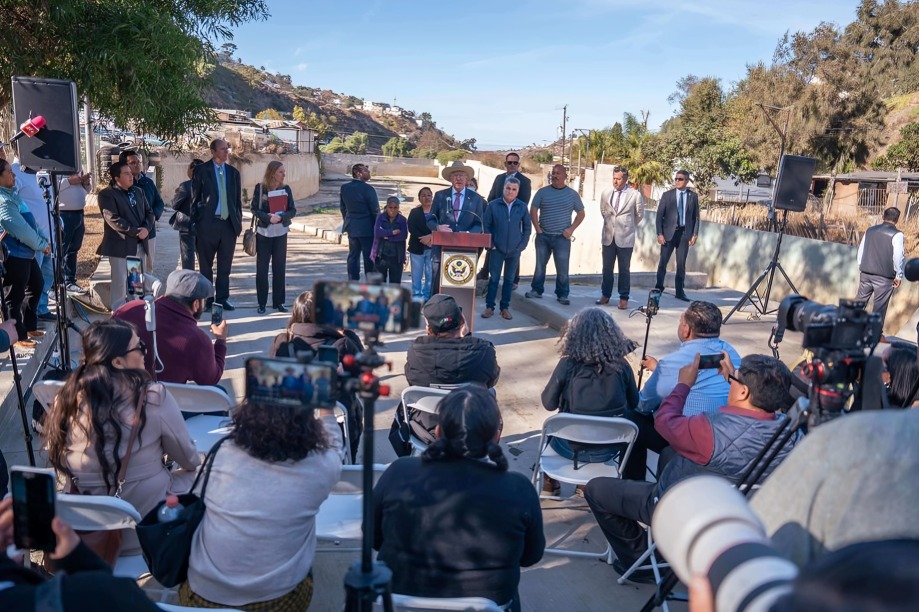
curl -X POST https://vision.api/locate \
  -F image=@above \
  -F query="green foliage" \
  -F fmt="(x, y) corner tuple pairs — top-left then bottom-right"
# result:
(873, 122), (919, 170)
(256, 108), (285, 120)
(531, 152), (554, 164)
(382, 137), (412, 157)
(436, 150), (468, 165)
(413, 148), (438, 160)
(0, 0), (269, 139)
(320, 131), (369, 155)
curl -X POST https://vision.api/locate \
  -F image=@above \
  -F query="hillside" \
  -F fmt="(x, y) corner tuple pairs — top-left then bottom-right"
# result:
(203, 58), (460, 154)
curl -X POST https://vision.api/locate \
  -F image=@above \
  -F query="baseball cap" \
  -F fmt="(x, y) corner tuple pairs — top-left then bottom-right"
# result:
(423, 294), (462, 333)
(165, 269), (213, 301)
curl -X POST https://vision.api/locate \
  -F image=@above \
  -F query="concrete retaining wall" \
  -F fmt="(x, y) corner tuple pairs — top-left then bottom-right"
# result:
(321, 153), (439, 178)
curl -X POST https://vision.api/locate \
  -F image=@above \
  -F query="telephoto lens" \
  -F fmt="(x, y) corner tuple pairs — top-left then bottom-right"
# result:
(652, 476), (798, 612)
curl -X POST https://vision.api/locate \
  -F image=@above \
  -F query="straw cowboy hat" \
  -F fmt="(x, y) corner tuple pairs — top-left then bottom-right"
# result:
(441, 160), (475, 181)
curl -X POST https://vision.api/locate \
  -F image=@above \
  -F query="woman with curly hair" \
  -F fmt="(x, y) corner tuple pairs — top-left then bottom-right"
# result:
(373, 387), (544, 611)
(180, 395), (344, 610)
(540, 307), (638, 493)
(43, 319), (200, 553)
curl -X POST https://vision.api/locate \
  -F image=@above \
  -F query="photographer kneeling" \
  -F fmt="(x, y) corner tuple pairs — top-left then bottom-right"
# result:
(585, 353), (802, 583)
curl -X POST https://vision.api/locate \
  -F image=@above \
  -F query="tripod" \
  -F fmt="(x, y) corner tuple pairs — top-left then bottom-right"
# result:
(343, 328), (394, 612)
(723, 209), (799, 323)
(0, 258), (37, 466)
(633, 290), (661, 388)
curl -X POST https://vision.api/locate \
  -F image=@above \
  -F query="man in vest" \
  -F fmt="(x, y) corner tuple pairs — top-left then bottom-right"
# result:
(584, 353), (801, 583)
(856, 207), (904, 331)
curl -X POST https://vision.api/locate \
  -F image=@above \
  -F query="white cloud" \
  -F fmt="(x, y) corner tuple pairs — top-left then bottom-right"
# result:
(295, 63), (309, 72)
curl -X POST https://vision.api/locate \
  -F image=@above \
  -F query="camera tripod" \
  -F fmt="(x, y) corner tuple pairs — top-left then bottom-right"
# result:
(631, 290), (662, 388)
(0, 258), (37, 466)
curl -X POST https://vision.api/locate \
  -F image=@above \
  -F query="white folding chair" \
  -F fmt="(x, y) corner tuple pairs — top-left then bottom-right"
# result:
(316, 464), (388, 551)
(532, 413), (639, 563)
(320, 401), (352, 465)
(400, 386), (450, 456)
(55, 493), (149, 580)
(374, 593), (504, 611)
(32, 379), (65, 410)
(161, 383), (235, 453)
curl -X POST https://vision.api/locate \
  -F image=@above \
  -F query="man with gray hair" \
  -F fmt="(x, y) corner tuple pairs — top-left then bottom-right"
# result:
(597, 167), (645, 310)
(855, 206), (904, 331)
(482, 176), (531, 319)
(112, 269), (228, 385)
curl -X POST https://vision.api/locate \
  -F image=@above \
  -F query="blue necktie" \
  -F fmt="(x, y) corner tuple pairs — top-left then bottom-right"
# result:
(678, 191), (685, 226)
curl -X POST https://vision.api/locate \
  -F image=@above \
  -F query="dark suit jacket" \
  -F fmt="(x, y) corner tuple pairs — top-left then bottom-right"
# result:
(191, 160), (243, 236)
(96, 185), (155, 258)
(431, 187), (485, 233)
(251, 183), (297, 227)
(339, 179), (380, 237)
(170, 179), (194, 234)
(487, 172), (532, 205)
(655, 188), (700, 242)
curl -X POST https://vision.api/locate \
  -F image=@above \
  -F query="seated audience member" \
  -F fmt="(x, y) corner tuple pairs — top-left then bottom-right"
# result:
(269, 290), (363, 361)
(373, 387), (544, 611)
(403, 294), (500, 443)
(43, 320), (200, 554)
(181, 398), (344, 609)
(883, 342), (919, 409)
(113, 269), (227, 385)
(623, 300), (741, 480)
(0, 497), (161, 610)
(540, 308), (638, 494)
(586, 353), (800, 583)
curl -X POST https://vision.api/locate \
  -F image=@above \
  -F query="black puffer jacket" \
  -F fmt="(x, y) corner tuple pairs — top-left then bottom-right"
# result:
(270, 323), (363, 361)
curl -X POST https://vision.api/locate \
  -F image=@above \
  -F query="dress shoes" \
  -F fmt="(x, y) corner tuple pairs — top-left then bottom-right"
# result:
(218, 300), (236, 311)
(675, 293), (691, 302)
(595, 296), (610, 305)
(275, 304), (288, 313)
(482, 308), (494, 318)
(257, 306), (267, 315)
(618, 299), (629, 310)
(500, 309), (513, 320)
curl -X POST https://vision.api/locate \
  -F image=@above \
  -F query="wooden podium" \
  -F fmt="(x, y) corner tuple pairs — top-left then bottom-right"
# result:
(432, 231), (492, 333)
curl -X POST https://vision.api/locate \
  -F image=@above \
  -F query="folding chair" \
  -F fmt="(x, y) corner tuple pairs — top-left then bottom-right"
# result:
(374, 593), (504, 611)
(32, 379), (64, 412)
(161, 383), (235, 453)
(400, 386), (450, 456)
(316, 464), (388, 551)
(531, 413), (639, 563)
(332, 401), (352, 465)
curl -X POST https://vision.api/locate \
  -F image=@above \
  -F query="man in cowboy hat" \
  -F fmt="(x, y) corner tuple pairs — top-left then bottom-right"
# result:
(429, 160), (486, 292)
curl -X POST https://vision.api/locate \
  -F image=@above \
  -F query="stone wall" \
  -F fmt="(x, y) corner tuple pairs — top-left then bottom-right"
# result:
(321, 153), (439, 178)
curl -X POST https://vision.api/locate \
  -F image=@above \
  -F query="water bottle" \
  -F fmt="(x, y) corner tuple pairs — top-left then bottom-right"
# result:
(157, 495), (184, 523)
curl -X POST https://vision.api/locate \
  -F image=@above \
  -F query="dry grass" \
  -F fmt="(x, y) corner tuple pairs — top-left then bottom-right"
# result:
(77, 201), (104, 287)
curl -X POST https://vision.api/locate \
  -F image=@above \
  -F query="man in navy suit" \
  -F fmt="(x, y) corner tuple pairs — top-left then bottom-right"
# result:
(430, 161), (486, 293)
(655, 169), (700, 301)
(340, 163), (380, 281)
(191, 138), (243, 310)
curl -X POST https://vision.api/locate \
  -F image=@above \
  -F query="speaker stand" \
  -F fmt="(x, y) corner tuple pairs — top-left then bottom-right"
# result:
(723, 210), (799, 323)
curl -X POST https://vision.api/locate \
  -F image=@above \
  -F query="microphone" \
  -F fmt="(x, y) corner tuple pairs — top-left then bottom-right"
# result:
(9, 115), (46, 144)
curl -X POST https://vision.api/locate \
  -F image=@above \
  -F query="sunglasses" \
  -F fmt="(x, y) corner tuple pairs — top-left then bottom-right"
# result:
(728, 373), (744, 386)
(506, 161), (520, 166)
(125, 340), (147, 357)
(674, 177), (688, 182)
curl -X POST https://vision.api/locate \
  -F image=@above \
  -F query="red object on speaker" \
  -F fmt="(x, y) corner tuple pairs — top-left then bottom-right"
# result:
(20, 115), (45, 138)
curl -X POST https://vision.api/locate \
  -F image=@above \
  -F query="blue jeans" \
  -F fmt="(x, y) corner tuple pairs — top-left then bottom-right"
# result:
(59, 211), (84, 284)
(531, 233), (571, 298)
(34, 249), (54, 315)
(486, 250), (519, 310)
(549, 437), (620, 464)
(410, 250), (432, 301)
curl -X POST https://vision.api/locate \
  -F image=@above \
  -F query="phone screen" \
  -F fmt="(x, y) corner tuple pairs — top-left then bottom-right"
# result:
(317, 345), (339, 364)
(11, 467), (56, 552)
(126, 256), (144, 299)
(245, 358), (337, 408)
(698, 354), (723, 369)
(313, 282), (411, 333)
(211, 303), (224, 326)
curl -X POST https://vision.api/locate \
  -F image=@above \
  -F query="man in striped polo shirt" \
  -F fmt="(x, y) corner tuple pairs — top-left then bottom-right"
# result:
(525, 165), (585, 305)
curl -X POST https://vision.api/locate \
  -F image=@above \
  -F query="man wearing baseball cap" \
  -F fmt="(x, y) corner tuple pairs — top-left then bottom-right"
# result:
(112, 269), (228, 385)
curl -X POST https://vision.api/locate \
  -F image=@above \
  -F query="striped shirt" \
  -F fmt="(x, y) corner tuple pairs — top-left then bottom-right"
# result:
(531, 186), (584, 234)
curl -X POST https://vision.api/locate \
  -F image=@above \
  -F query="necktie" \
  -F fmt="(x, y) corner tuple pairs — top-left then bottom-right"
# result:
(218, 166), (228, 220)
(613, 190), (621, 214)
(678, 191), (685, 226)
(453, 192), (461, 222)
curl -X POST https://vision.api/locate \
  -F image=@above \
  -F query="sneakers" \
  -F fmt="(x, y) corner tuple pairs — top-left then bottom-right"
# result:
(65, 283), (87, 295)
(14, 340), (37, 350)
(524, 291), (543, 299)
(27, 331), (45, 339)
(557, 297), (571, 306)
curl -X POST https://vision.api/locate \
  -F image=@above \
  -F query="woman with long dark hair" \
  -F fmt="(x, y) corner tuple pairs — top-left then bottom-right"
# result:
(251, 161), (297, 314)
(43, 320), (199, 553)
(884, 342), (919, 409)
(407, 186), (435, 301)
(373, 387), (544, 611)
(180, 398), (344, 610)
(540, 307), (638, 494)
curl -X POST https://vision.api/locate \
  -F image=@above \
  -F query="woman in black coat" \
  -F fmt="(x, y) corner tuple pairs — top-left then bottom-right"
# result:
(251, 161), (297, 314)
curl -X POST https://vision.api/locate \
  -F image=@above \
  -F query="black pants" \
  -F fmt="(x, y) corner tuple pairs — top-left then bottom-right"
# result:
(256, 233), (288, 308)
(655, 227), (690, 295)
(347, 235), (374, 281)
(3, 255), (43, 339)
(59, 211), (85, 284)
(374, 254), (403, 284)
(601, 242), (633, 300)
(585, 477), (657, 568)
(179, 232), (196, 270)
(195, 217), (237, 302)
(621, 409), (670, 481)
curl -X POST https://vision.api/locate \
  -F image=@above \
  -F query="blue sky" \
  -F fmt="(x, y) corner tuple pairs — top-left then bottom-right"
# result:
(228, 0), (863, 150)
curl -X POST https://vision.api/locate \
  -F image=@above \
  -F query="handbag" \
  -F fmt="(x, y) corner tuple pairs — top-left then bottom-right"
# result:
(63, 388), (147, 568)
(243, 215), (257, 256)
(136, 436), (228, 587)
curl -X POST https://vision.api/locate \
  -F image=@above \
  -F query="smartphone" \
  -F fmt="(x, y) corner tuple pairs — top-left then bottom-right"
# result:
(245, 357), (337, 408)
(317, 345), (339, 364)
(10, 466), (57, 552)
(646, 289), (662, 317)
(698, 353), (723, 369)
(211, 303), (224, 326)
(312, 281), (418, 334)
(126, 256), (144, 299)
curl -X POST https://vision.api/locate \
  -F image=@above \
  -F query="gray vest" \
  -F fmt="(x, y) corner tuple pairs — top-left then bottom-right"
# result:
(657, 411), (802, 494)
(860, 223), (901, 279)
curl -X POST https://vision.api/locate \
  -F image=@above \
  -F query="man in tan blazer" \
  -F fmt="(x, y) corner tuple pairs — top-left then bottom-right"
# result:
(597, 167), (645, 309)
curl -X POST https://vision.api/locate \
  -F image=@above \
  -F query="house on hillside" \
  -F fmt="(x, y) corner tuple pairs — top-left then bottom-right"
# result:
(384, 105), (403, 116)
(814, 171), (919, 217)
(252, 119), (319, 153)
(362, 100), (390, 114)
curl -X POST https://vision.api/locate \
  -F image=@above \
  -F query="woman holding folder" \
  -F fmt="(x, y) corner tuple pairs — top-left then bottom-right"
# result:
(251, 161), (297, 314)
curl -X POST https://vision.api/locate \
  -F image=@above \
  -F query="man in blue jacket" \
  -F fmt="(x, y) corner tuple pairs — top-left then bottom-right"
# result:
(340, 163), (380, 281)
(482, 177), (530, 320)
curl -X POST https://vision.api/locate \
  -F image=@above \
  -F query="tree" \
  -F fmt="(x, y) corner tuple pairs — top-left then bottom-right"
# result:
(382, 137), (412, 157)
(436, 150), (468, 165)
(873, 122), (919, 170)
(321, 131), (369, 155)
(292, 106), (308, 123)
(256, 108), (285, 120)
(460, 138), (477, 152)
(0, 1), (269, 139)
(531, 151), (554, 164)
(219, 42), (237, 61)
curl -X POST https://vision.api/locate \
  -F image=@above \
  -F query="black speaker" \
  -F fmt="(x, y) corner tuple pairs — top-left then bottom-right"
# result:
(11, 77), (81, 173)
(772, 154), (816, 212)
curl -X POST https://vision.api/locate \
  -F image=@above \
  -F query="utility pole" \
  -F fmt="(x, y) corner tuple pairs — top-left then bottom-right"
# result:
(560, 104), (568, 166)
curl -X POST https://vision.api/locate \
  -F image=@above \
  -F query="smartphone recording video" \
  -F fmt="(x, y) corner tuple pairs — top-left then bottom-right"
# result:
(698, 353), (723, 369)
(126, 256), (144, 299)
(211, 303), (224, 327)
(312, 281), (415, 334)
(11, 466), (57, 552)
(245, 357), (337, 408)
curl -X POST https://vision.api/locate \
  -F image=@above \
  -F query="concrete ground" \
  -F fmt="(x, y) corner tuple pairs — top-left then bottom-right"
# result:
(0, 174), (815, 611)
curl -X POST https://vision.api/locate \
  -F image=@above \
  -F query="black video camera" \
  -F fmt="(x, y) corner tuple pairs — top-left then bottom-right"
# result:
(776, 295), (882, 352)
